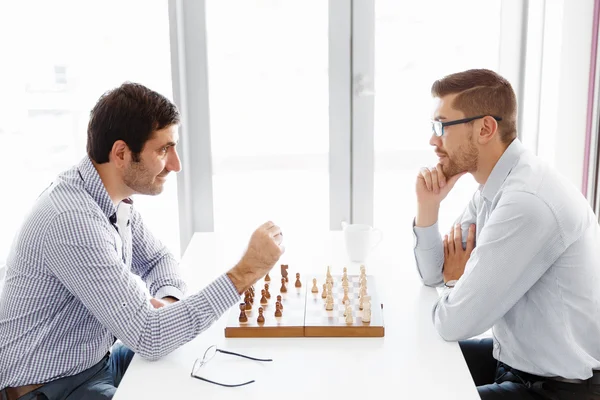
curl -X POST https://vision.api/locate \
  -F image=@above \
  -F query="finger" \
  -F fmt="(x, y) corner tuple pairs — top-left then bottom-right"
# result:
(260, 221), (275, 230)
(420, 168), (433, 191)
(443, 235), (449, 257)
(272, 232), (283, 245)
(150, 298), (165, 309)
(430, 168), (440, 194)
(268, 225), (281, 237)
(436, 164), (446, 188)
(466, 224), (476, 253)
(448, 226), (455, 254)
(454, 224), (463, 251)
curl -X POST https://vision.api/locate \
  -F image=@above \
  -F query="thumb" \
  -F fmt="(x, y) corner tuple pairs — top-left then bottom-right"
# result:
(150, 298), (165, 309)
(445, 171), (467, 190)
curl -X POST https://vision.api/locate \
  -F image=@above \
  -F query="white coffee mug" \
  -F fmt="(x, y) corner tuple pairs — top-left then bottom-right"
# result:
(341, 222), (383, 263)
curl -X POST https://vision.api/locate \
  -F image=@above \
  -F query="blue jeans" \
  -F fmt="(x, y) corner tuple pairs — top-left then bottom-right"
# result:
(11, 342), (134, 400)
(460, 338), (600, 399)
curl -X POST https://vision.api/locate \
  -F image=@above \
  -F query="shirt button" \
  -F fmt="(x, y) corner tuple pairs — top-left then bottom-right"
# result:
(494, 343), (499, 349)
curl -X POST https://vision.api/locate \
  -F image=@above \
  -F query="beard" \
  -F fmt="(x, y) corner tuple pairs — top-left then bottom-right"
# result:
(440, 131), (479, 177)
(123, 160), (166, 196)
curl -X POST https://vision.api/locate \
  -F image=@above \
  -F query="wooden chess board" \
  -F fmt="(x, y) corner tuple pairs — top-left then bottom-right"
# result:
(224, 270), (385, 338)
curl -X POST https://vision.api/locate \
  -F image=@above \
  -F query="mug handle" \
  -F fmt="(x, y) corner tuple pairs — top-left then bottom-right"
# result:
(371, 228), (383, 249)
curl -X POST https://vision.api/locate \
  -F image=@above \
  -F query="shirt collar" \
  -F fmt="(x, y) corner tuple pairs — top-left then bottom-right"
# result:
(77, 156), (130, 222)
(480, 138), (526, 202)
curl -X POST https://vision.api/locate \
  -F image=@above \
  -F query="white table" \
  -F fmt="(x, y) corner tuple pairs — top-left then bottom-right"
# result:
(114, 230), (480, 399)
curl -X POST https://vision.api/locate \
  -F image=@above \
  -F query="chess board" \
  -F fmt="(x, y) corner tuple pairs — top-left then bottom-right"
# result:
(224, 270), (385, 338)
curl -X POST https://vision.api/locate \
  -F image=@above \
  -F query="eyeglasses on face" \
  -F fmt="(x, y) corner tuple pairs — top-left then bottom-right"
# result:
(431, 115), (502, 137)
(190, 345), (273, 387)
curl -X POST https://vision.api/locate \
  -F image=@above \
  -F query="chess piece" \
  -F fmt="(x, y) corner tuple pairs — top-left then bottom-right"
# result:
(257, 307), (265, 323)
(265, 273), (271, 282)
(361, 296), (371, 322)
(342, 287), (349, 304)
(239, 303), (248, 323)
(260, 289), (268, 305)
(325, 293), (334, 310)
(321, 283), (327, 298)
(311, 278), (319, 293)
(295, 273), (302, 288)
(345, 308), (353, 324)
(277, 295), (283, 310)
(280, 277), (287, 293)
(244, 294), (252, 310)
(275, 302), (282, 317)
(281, 264), (289, 282)
(265, 283), (271, 299)
(343, 267), (347, 275)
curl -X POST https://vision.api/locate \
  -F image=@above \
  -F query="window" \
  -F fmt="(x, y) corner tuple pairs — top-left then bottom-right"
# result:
(372, 0), (502, 234)
(205, 0), (330, 235)
(0, 0), (180, 263)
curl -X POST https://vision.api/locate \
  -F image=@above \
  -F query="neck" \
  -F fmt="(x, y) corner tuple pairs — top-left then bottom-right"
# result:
(92, 161), (132, 206)
(471, 141), (510, 185)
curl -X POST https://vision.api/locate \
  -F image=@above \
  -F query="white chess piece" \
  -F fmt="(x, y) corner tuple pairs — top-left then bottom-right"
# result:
(345, 308), (353, 324)
(325, 293), (334, 310)
(361, 296), (371, 322)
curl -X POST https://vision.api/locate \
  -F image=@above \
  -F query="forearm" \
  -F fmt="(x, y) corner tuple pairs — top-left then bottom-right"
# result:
(137, 252), (187, 299)
(131, 274), (240, 360)
(413, 220), (444, 287)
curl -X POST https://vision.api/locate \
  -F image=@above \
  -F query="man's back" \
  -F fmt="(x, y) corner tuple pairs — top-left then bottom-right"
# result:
(0, 162), (116, 387)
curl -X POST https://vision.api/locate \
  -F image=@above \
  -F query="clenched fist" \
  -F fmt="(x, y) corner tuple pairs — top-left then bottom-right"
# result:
(227, 221), (285, 294)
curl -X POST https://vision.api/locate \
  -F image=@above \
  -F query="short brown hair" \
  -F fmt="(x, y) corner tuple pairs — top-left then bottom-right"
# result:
(431, 69), (517, 143)
(87, 82), (180, 163)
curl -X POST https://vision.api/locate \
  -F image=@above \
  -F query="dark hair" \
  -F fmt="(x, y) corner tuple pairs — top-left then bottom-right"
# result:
(87, 82), (180, 163)
(431, 69), (517, 143)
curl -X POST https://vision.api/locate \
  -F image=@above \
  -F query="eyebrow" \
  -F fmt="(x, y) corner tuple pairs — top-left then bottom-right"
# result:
(162, 141), (178, 147)
(434, 116), (447, 121)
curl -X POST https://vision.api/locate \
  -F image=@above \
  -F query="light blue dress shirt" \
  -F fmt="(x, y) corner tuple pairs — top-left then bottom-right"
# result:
(413, 138), (600, 379)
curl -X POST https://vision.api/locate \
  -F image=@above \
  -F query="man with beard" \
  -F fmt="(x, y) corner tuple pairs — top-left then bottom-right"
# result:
(413, 69), (600, 399)
(0, 83), (283, 400)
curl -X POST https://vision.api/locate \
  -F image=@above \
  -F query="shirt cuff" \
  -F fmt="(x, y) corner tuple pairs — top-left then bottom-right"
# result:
(201, 274), (242, 316)
(155, 286), (185, 301)
(413, 219), (441, 250)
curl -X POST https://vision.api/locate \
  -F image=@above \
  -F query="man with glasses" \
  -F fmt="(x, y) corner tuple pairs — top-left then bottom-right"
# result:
(413, 69), (600, 399)
(0, 83), (284, 400)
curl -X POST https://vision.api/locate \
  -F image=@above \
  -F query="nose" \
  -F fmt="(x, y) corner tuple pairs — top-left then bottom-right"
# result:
(429, 132), (441, 147)
(167, 148), (182, 173)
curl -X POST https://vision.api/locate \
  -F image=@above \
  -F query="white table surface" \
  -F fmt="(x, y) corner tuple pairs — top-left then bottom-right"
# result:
(113, 230), (480, 399)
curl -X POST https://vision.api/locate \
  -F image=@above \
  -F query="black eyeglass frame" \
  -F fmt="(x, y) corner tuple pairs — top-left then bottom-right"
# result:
(431, 115), (503, 137)
(190, 345), (273, 387)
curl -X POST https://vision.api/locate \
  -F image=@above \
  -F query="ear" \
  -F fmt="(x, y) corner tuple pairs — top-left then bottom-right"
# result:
(110, 140), (130, 168)
(476, 116), (499, 145)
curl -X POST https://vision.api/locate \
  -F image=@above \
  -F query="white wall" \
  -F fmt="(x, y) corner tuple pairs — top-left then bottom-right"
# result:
(537, 0), (594, 192)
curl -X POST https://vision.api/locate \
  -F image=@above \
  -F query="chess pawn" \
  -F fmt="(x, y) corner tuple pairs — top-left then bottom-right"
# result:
(275, 302), (282, 317)
(264, 273), (271, 282)
(295, 273), (302, 288)
(239, 303), (248, 323)
(321, 284), (327, 299)
(280, 277), (287, 293)
(325, 293), (334, 311)
(276, 295), (284, 310)
(342, 287), (349, 304)
(257, 307), (265, 323)
(362, 303), (371, 323)
(260, 289), (268, 305)
(264, 283), (271, 299)
(311, 278), (319, 293)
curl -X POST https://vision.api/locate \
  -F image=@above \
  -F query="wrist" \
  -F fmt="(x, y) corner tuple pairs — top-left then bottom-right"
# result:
(415, 203), (440, 227)
(227, 259), (254, 295)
